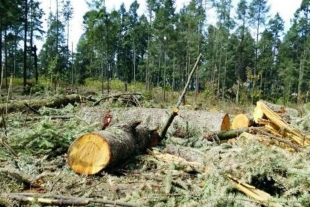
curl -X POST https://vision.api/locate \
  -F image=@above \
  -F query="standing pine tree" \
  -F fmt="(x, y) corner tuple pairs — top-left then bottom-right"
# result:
(249, 0), (270, 102)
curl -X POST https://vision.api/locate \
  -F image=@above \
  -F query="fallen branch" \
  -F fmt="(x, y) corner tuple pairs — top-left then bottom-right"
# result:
(0, 136), (18, 157)
(1, 193), (140, 207)
(0, 94), (82, 113)
(159, 108), (179, 142)
(24, 103), (41, 115)
(203, 127), (259, 142)
(25, 115), (75, 121)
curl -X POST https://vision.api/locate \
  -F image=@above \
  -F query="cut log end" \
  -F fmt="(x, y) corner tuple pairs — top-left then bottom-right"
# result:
(67, 133), (111, 175)
(221, 114), (231, 131)
(231, 114), (253, 129)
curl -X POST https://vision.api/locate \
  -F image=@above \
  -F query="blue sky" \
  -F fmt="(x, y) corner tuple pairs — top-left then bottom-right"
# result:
(39, 0), (302, 51)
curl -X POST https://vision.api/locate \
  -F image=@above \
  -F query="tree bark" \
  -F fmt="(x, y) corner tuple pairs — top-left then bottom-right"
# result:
(78, 107), (231, 134)
(23, 0), (28, 89)
(67, 121), (160, 175)
(204, 127), (256, 141)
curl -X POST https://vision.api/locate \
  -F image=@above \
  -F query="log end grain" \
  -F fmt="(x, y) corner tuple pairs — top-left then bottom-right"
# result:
(221, 114), (231, 131)
(67, 133), (111, 175)
(231, 114), (253, 129)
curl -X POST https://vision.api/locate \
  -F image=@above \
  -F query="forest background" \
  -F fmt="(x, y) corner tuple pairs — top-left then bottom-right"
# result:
(1, 0), (310, 105)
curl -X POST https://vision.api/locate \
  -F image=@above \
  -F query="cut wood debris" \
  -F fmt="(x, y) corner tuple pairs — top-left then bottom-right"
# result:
(253, 100), (310, 146)
(226, 174), (282, 207)
(3, 97), (310, 206)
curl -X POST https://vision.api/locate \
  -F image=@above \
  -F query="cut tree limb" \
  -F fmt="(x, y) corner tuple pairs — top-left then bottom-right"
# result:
(160, 108), (179, 141)
(1, 193), (140, 207)
(67, 121), (160, 174)
(160, 53), (202, 140)
(203, 127), (259, 141)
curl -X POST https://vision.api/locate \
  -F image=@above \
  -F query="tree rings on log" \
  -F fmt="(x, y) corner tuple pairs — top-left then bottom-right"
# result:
(214, 113), (230, 131)
(67, 124), (160, 175)
(67, 133), (111, 175)
(231, 114), (253, 129)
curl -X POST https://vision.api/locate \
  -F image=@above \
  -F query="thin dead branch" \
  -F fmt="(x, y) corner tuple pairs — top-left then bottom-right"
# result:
(1, 193), (141, 207)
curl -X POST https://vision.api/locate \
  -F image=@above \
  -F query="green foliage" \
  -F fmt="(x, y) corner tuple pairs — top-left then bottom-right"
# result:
(6, 108), (98, 156)
(84, 78), (103, 90)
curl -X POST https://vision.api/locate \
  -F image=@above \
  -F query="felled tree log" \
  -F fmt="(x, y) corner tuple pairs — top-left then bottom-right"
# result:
(78, 107), (231, 134)
(231, 114), (254, 129)
(67, 121), (160, 175)
(0, 94), (82, 113)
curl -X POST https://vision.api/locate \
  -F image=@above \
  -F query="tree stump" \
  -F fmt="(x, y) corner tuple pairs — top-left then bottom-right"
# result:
(67, 121), (159, 175)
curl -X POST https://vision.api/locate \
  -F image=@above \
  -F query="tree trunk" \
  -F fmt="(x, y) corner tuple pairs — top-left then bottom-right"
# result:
(0, 20), (2, 82)
(67, 121), (160, 175)
(4, 29), (8, 88)
(33, 45), (38, 83)
(298, 48), (307, 103)
(23, 0), (28, 89)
